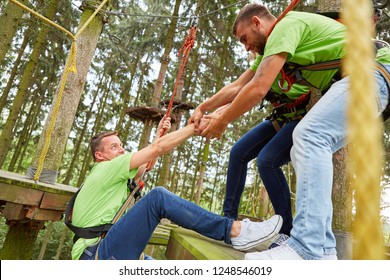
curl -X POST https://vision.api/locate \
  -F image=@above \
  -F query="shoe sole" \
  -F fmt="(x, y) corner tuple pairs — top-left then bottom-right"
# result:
(233, 215), (283, 251)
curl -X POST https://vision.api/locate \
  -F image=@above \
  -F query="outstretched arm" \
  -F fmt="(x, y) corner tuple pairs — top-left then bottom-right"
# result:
(133, 117), (172, 177)
(201, 53), (287, 139)
(188, 69), (255, 132)
(130, 123), (195, 171)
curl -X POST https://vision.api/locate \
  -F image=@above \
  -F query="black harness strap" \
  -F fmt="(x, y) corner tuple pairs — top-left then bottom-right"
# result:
(64, 187), (112, 243)
(278, 41), (390, 120)
(65, 179), (142, 243)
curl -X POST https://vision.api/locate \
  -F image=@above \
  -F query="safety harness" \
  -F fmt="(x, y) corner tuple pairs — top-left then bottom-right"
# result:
(64, 179), (143, 243)
(276, 40), (390, 120)
(263, 0), (390, 127)
(264, 89), (311, 131)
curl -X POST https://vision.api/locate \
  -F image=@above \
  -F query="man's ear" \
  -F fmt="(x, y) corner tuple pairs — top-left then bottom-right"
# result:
(252, 16), (261, 29)
(94, 151), (104, 162)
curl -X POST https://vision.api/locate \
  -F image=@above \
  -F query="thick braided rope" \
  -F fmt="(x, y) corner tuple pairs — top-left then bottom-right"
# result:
(343, 0), (384, 259)
(10, 0), (110, 181)
(9, 0), (75, 40)
(34, 44), (77, 181)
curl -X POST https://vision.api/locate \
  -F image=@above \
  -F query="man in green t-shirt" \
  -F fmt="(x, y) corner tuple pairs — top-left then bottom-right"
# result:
(69, 117), (283, 260)
(196, 3), (390, 260)
(190, 54), (311, 249)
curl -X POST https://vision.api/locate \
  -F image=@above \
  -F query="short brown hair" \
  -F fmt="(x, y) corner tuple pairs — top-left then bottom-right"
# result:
(232, 3), (273, 36)
(90, 131), (118, 162)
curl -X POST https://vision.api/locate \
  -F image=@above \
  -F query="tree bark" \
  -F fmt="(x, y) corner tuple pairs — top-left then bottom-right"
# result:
(195, 139), (210, 205)
(0, 0), (60, 168)
(76, 78), (112, 187)
(316, 0), (353, 260)
(0, 21), (32, 115)
(0, 0), (27, 64)
(0, 220), (44, 260)
(27, 2), (109, 183)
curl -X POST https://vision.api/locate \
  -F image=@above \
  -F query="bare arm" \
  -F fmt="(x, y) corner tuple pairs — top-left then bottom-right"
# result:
(130, 124), (195, 170)
(188, 68), (255, 130)
(132, 117), (172, 175)
(197, 103), (230, 134)
(201, 53), (288, 139)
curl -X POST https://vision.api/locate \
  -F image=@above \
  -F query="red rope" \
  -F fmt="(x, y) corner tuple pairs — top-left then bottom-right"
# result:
(285, 90), (310, 109)
(266, 0), (301, 93)
(145, 23), (197, 172)
(162, 25), (197, 136)
(268, 0), (301, 37)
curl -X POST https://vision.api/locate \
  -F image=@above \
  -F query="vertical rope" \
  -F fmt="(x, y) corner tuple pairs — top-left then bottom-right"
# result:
(144, 19), (198, 173)
(343, 0), (385, 259)
(34, 45), (77, 180)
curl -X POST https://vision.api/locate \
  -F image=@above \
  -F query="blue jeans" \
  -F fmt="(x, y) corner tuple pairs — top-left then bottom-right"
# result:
(224, 119), (299, 235)
(79, 187), (233, 260)
(288, 65), (390, 259)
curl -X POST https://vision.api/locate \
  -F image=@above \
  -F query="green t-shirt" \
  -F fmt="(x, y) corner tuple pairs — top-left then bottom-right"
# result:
(376, 47), (390, 65)
(263, 11), (390, 91)
(71, 152), (138, 260)
(264, 11), (346, 91)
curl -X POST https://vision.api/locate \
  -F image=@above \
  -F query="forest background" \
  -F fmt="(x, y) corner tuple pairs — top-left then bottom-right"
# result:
(0, 0), (389, 259)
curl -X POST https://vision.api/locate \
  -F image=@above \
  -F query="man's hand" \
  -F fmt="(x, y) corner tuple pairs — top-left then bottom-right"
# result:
(188, 106), (204, 133)
(200, 114), (229, 139)
(158, 117), (171, 136)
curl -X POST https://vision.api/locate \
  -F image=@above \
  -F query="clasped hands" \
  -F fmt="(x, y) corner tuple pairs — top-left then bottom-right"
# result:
(188, 108), (229, 140)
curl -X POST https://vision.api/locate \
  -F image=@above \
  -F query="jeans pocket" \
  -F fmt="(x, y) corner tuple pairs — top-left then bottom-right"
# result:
(79, 243), (99, 260)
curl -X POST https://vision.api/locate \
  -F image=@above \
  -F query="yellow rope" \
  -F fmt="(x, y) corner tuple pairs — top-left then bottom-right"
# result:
(9, 0), (75, 40)
(8, 0), (109, 181)
(343, 0), (385, 259)
(34, 48), (75, 180)
(74, 0), (109, 40)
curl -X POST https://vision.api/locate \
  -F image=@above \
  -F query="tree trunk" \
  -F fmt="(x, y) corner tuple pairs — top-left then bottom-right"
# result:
(0, 0), (27, 64)
(115, 53), (141, 132)
(0, 21), (32, 116)
(0, 0), (60, 168)
(27, 2), (109, 183)
(316, 0), (352, 260)
(54, 226), (69, 260)
(195, 139), (210, 205)
(318, 0), (342, 12)
(0, 220), (44, 260)
(157, 67), (185, 187)
(76, 79), (112, 187)
(150, 0), (181, 107)
(37, 221), (54, 260)
(258, 185), (270, 219)
(62, 76), (103, 185)
(168, 147), (181, 193)
(136, 0), (181, 152)
(7, 88), (42, 171)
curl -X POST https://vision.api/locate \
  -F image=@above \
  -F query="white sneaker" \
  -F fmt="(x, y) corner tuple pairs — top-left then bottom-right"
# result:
(245, 243), (303, 260)
(246, 243), (339, 260)
(231, 215), (283, 251)
(268, 233), (290, 249)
